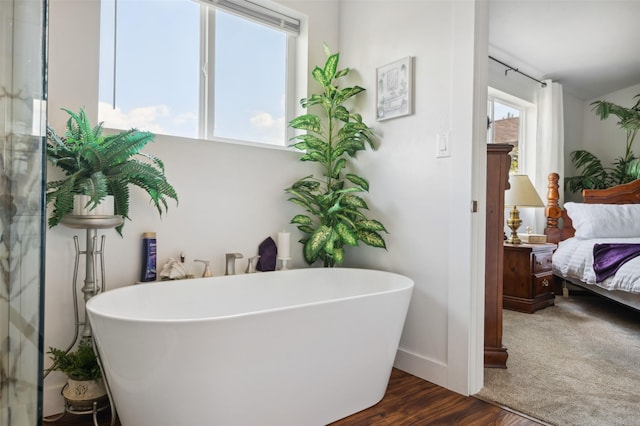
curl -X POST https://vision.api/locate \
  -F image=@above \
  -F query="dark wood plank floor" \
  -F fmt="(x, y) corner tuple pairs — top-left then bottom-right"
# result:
(46, 368), (542, 425)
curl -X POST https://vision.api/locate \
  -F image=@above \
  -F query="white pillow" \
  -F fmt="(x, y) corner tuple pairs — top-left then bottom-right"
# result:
(564, 202), (640, 238)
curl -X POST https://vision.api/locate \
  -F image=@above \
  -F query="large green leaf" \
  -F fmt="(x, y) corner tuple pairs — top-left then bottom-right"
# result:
(565, 150), (609, 192)
(332, 247), (344, 265)
(312, 66), (327, 87)
(317, 193), (337, 209)
(304, 225), (332, 264)
(337, 137), (366, 156)
(301, 94), (324, 108)
(300, 151), (326, 163)
(332, 158), (346, 178)
(336, 86), (365, 104)
(335, 213), (357, 229)
(334, 68), (349, 79)
(626, 158), (640, 179)
(334, 105), (350, 123)
(341, 208), (367, 220)
(291, 214), (312, 225)
(358, 230), (387, 249)
(292, 178), (321, 192)
(288, 196), (313, 211)
(345, 174), (369, 191)
(336, 221), (358, 246)
(290, 141), (310, 151)
(290, 134), (327, 151)
(297, 225), (315, 235)
(323, 229), (336, 254)
(357, 219), (388, 233)
(289, 114), (322, 132)
(327, 200), (342, 215)
(342, 194), (368, 209)
(324, 53), (340, 81)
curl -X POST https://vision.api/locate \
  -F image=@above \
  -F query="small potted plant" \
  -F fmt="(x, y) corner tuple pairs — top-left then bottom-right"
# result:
(47, 338), (107, 410)
(46, 108), (178, 235)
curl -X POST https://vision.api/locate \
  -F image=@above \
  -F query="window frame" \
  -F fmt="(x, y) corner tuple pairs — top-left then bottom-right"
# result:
(488, 87), (535, 174)
(99, 0), (303, 148)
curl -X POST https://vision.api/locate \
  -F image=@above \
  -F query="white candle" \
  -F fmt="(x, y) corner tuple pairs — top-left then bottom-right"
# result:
(277, 231), (290, 259)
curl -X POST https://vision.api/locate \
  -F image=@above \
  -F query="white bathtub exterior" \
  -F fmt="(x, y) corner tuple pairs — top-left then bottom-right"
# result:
(86, 268), (414, 426)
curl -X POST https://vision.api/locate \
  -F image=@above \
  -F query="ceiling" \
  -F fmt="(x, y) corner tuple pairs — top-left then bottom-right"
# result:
(489, 0), (640, 100)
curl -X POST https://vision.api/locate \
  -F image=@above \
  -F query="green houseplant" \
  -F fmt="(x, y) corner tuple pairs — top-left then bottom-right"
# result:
(47, 338), (101, 381)
(47, 338), (107, 409)
(46, 108), (178, 234)
(286, 45), (387, 267)
(566, 94), (640, 193)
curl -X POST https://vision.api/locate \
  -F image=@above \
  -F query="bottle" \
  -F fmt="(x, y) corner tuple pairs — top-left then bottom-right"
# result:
(140, 232), (157, 282)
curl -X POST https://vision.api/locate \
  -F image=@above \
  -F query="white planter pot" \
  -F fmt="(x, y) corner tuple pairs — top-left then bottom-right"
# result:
(73, 195), (114, 216)
(63, 377), (108, 410)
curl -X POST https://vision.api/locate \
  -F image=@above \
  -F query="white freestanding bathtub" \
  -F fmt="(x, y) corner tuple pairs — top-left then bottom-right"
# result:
(86, 268), (413, 426)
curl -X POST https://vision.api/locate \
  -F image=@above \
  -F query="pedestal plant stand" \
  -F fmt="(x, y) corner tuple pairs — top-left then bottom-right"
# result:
(44, 215), (123, 426)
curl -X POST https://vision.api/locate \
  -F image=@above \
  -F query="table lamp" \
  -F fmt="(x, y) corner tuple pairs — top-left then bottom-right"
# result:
(504, 174), (544, 244)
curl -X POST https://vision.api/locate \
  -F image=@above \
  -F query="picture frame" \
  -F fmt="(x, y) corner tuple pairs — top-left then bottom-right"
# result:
(376, 56), (414, 121)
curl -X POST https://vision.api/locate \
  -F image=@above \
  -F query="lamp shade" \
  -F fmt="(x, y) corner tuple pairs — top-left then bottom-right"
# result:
(504, 174), (544, 208)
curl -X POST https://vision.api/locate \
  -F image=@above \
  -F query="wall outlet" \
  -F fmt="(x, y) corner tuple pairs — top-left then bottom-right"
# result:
(436, 132), (451, 158)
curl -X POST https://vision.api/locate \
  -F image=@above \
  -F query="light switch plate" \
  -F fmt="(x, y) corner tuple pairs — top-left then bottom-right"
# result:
(436, 132), (451, 158)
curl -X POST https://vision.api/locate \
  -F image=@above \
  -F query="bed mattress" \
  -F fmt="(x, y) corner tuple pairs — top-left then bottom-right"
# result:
(553, 237), (640, 294)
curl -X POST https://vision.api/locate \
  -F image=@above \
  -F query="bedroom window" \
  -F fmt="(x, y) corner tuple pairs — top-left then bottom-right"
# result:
(98, 0), (300, 146)
(487, 96), (523, 172)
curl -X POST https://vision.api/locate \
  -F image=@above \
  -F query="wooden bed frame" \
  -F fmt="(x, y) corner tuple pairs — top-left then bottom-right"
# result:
(544, 172), (640, 310)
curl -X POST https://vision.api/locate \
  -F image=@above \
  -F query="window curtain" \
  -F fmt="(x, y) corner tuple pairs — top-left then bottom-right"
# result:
(533, 79), (564, 231)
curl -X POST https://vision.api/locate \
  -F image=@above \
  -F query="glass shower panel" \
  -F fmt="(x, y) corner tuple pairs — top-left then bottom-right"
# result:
(0, 0), (47, 424)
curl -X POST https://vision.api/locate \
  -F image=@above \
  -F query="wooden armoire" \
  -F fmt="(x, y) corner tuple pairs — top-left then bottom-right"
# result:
(484, 143), (512, 368)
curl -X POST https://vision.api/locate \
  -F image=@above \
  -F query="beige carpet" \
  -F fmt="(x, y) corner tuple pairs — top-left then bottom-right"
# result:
(477, 295), (640, 426)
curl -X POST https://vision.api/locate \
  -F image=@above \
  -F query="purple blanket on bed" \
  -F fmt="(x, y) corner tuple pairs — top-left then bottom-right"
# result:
(593, 243), (640, 282)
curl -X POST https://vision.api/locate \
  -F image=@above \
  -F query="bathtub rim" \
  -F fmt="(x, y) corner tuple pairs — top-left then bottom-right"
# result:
(86, 267), (414, 324)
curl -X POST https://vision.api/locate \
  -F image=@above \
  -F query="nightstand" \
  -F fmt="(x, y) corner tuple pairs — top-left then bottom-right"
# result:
(503, 242), (557, 313)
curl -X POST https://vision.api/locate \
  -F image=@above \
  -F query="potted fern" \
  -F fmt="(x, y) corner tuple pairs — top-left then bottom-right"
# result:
(47, 338), (107, 410)
(46, 108), (178, 234)
(286, 44), (387, 267)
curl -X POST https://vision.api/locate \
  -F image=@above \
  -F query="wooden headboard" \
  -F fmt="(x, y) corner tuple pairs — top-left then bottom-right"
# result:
(544, 172), (640, 244)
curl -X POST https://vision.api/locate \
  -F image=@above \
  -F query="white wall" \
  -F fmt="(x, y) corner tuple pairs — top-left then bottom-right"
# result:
(338, 0), (486, 394)
(44, 0), (485, 415)
(562, 91), (585, 202)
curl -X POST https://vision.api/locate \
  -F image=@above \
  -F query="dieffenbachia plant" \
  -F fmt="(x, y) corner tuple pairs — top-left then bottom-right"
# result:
(285, 44), (387, 267)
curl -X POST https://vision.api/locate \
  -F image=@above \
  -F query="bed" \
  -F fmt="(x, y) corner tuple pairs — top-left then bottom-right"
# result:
(545, 172), (640, 311)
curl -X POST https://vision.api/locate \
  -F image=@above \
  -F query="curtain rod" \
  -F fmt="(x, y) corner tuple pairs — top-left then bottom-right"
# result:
(489, 56), (547, 88)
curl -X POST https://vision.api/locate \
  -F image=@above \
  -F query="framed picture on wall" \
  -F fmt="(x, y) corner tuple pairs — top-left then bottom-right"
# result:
(376, 56), (414, 121)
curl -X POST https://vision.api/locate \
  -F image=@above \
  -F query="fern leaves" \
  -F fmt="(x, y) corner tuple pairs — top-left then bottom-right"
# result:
(46, 108), (178, 234)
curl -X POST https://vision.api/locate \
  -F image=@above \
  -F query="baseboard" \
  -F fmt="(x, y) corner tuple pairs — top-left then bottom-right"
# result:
(394, 347), (448, 390)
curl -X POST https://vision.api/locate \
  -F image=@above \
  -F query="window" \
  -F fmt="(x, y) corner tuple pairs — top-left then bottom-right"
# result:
(487, 89), (533, 173)
(98, 0), (299, 146)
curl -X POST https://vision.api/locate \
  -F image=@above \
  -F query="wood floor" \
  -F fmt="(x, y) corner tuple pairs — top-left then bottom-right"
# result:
(46, 369), (542, 425)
